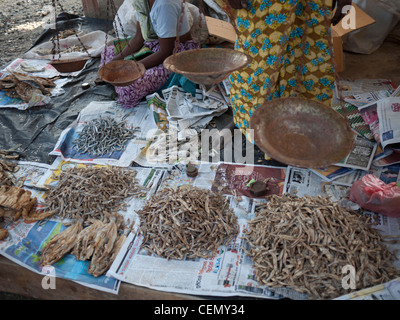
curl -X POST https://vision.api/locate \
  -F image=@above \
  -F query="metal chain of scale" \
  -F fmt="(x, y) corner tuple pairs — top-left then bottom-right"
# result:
(50, 0), (91, 60)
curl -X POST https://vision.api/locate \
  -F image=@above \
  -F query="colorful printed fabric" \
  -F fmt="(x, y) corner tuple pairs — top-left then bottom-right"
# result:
(227, 0), (336, 141)
(333, 102), (374, 140)
(132, 0), (158, 41)
(113, 38), (154, 60)
(100, 40), (198, 108)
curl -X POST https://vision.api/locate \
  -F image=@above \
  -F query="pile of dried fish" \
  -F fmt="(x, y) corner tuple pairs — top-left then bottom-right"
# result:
(0, 147), (23, 186)
(0, 72), (56, 102)
(137, 187), (239, 260)
(41, 166), (147, 222)
(40, 214), (126, 277)
(243, 194), (399, 299)
(0, 185), (49, 223)
(72, 118), (136, 156)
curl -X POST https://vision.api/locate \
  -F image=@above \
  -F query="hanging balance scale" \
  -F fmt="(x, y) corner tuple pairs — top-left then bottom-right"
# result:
(49, 0), (91, 72)
(97, 0), (145, 86)
(163, 0), (251, 85)
(249, 3), (354, 168)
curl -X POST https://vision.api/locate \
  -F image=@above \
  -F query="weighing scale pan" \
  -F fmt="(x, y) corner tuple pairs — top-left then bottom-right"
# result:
(250, 97), (354, 168)
(163, 48), (251, 85)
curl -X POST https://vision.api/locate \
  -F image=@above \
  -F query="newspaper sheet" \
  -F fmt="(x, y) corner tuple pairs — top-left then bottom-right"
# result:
(377, 97), (400, 151)
(334, 133), (377, 171)
(338, 79), (395, 107)
(22, 30), (111, 60)
(50, 100), (157, 167)
(284, 165), (400, 263)
(0, 159), (120, 293)
(374, 149), (400, 167)
(109, 162), (400, 299)
(162, 85), (228, 132)
(311, 166), (354, 182)
(335, 277), (400, 300)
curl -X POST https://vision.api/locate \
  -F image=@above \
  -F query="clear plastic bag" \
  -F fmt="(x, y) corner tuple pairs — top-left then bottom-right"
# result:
(349, 174), (400, 217)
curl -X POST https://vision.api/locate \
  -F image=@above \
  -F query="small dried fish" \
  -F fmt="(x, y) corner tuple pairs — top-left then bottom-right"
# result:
(243, 194), (399, 299)
(72, 117), (136, 156)
(137, 187), (239, 260)
(41, 166), (147, 222)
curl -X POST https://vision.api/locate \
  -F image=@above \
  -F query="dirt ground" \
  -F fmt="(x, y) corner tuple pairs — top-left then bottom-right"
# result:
(0, 0), (84, 67)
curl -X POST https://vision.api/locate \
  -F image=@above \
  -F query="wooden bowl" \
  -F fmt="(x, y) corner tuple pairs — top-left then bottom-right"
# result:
(50, 57), (90, 73)
(98, 60), (146, 87)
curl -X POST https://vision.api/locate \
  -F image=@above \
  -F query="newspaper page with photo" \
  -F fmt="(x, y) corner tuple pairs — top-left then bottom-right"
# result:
(377, 97), (400, 151)
(334, 133), (377, 171)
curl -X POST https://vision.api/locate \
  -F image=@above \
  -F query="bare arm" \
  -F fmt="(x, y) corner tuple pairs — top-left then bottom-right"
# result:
(110, 23), (177, 69)
(111, 22), (145, 62)
(138, 36), (176, 69)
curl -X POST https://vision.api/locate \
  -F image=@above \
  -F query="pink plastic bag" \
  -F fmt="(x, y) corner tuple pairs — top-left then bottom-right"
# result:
(349, 174), (400, 218)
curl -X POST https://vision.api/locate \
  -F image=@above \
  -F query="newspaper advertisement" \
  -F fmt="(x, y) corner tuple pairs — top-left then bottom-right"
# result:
(50, 100), (157, 167)
(377, 97), (400, 151)
(334, 133), (377, 171)
(311, 166), (354, 182)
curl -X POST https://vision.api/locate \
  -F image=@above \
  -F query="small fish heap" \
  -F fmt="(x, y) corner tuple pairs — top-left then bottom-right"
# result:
(137, 187), (239, 260)
(243, 194), (399, 299)
(72, 117), (136, 156)
(40, 165), (147, 222)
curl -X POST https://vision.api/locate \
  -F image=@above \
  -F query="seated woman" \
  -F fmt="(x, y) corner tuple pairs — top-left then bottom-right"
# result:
(100, 0), (198, 108)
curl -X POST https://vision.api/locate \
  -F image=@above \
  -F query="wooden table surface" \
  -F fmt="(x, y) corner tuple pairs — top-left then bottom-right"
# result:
(0, 255), (201, 300)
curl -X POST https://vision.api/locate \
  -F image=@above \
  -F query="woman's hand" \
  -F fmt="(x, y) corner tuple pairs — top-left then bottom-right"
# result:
(331, 0), (353, 26)
(226, 0), (247, 9)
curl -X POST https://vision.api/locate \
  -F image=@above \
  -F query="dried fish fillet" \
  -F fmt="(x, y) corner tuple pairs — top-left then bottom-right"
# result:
(138, 187), (239, 260)
(0, 185), (37, 222)
(71, 219), (104, 260)
(243, 194), (399, 299)
(88, 215), (124, 277)
(40, 221), (83, 266)
(0, 229), (8, 240)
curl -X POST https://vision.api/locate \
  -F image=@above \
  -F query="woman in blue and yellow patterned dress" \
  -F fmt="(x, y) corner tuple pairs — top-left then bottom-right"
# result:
(222, 0), (352, 142)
